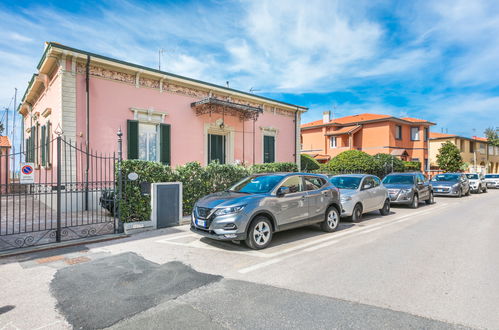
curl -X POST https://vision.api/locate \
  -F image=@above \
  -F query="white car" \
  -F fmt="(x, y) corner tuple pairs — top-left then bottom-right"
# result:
(329, 174), (391, 222)
(484, 174), (499, 189)
(465, 173), (487, 193)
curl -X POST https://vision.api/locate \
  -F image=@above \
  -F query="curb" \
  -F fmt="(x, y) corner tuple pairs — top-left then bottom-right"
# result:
(0, 233), (129, 258)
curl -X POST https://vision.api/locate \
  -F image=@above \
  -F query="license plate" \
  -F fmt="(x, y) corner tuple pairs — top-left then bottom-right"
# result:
(436, 189), (443, 192)
(196, 219), (206, 227)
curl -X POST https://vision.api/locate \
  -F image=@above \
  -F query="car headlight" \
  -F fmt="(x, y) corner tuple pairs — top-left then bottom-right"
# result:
(452, 183), (460, 188)
(400, 189), (412, 195)
(214, 205), (246, 216)
(340, 195), (352, 202)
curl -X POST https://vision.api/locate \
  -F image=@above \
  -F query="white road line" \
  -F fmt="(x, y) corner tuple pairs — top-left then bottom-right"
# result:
(155, 233), (197, 242)
(238, 257), (286, 274)
(238, 203), (449, 273)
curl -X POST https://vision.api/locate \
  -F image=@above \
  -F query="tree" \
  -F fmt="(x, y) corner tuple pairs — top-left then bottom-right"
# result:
(373, 153), (405, 173)
(300, 154), (320, 172)
(484, 127), (499, 147)
(436, 141), (464, 172)
(323, 150), (376, 173)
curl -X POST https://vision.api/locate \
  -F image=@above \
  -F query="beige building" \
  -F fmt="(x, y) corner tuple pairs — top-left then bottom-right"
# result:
(429, 132), (499, 174)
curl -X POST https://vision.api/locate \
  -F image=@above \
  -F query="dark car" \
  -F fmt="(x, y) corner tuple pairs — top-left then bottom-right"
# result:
(431, 173), (470, 197)
(382, 172), (434, 208)
(191, 173), (342, 250)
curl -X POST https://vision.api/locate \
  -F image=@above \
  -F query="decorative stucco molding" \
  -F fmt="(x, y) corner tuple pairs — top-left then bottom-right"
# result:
(75, 62), (295, 117)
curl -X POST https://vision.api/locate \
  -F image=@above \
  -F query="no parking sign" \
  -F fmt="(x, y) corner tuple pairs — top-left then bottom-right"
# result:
(20, 163), (35, 184)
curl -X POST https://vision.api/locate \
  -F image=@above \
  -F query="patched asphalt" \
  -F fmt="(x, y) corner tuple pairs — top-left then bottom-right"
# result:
(50, 252), (222, 329)
(49, 252), (469, 330)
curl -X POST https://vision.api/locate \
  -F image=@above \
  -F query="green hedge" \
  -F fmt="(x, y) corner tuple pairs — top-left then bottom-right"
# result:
(403, 161), (422, 171)
(118, 160), (296, 222)
(319, 151), (422, 177)
(300, 154), (321, 172)
(249, 162), (298, 173)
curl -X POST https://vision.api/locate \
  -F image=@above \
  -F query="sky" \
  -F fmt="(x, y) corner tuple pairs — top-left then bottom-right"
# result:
(1, 0), (498, 138)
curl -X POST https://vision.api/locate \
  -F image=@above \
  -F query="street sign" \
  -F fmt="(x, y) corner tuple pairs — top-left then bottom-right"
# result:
(20, 163), (35, 184)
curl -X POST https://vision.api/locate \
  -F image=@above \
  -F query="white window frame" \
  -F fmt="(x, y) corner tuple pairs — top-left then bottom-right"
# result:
(138, 122), (160, 162)
(411, 127), (420, 141)
(330, 136), (337, 148)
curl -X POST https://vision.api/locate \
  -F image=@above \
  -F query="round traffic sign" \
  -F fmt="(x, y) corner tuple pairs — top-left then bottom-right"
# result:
(22, 165), (34, 175)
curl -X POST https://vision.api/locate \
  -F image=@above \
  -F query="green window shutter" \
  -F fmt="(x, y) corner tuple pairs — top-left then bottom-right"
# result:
(127, 120), (139, 160)
(159, 123), (171, 165)
(46, 121), (51, 166)
(41, 125), (46, 166)
(264, 136), (275, 163)
(25, 138), (30, 162)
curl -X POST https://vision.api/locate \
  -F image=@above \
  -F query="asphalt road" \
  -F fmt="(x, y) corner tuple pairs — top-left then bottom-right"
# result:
(0, 190), (498, 329)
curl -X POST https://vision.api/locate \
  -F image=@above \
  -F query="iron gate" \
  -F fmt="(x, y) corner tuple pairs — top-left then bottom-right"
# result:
(0, 135), (119, 251)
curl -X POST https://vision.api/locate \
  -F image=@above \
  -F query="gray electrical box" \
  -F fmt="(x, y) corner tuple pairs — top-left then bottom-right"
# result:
(151, 182), (182, 229)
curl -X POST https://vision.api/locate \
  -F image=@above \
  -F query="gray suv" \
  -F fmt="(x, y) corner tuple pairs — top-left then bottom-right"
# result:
(191, 173), (341, 249)
(382, 172), (435, 208)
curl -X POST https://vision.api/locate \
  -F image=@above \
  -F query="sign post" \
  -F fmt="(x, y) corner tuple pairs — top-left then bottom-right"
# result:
(20, 163), (35, 184)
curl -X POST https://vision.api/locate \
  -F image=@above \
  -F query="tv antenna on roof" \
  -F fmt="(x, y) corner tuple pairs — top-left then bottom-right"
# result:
(158, 49), (165, 71)
(249, 87), (260, 93)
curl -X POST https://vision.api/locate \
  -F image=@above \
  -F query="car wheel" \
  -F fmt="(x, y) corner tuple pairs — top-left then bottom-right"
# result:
(425, 191), (435, 205)
(350, 203), (363, 223)
(321, 206), (340, 232)
(483, 186), (488, 193)
(411, 194), (419, 209)
(465, 187), (471, 196)
(477, 185), (482, 194)
(245, 216), (273, 250)
(379, 199), (390, 215)
(457, 189), (462, 198)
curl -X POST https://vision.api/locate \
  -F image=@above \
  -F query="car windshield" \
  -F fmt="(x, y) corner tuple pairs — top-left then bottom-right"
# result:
(466, 174), (479, 180)
(382, 175), (414, 185)
(330, 176), (362, 189)
(229, 175), (283, 194)
(431, 174), (460, 182)
(485, 174), (499, 178)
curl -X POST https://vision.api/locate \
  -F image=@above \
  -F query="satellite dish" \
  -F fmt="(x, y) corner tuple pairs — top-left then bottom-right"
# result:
(128, 172), (139, 181)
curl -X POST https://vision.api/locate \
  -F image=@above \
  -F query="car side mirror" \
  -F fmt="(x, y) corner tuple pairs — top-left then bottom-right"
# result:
(277, 186), (290, 197)
(362, 184), (372, 190)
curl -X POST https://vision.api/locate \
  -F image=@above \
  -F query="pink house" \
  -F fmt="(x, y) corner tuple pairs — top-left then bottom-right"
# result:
(18, 42), (307, 175)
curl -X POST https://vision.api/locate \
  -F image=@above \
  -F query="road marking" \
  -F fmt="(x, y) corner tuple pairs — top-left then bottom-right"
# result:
(238, 203), (449, 273)
(154, 203), (449, 261)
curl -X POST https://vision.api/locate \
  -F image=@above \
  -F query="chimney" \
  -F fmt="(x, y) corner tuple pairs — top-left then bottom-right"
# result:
(323, 111), (331, 124)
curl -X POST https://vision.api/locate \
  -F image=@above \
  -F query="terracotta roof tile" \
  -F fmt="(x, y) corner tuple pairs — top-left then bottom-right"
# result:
(333, 113), (392, 124)
(401, 117), (429, 123)
(0, 136), (11, 148)
(301, 119), (324, 128)
(429, 132), (456, 139)
(473, 136), (488, 142)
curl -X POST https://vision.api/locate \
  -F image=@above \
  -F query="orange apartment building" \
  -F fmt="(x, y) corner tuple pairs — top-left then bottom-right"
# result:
(301, 112), (435, 170)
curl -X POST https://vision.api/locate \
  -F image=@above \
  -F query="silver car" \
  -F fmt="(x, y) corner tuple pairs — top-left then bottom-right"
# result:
(465, 173), (487, 193)
(329, 174), (390, 222)
(484, 174), (499, 189)
(191, 173), (342, 250)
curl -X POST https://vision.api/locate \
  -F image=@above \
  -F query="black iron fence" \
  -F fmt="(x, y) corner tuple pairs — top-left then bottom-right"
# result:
(0, 135), (119, 251)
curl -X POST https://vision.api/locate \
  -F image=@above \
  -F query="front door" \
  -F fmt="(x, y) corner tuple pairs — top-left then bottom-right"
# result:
(208, 134), (226, 164)
(272, 175), (309, 228)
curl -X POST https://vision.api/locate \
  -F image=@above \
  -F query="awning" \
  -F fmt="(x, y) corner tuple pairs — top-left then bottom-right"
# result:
(325, 125), (361, 136)
(311, 154), (331, 162)
(191, 97), (263, 121)
(391, 149), (409, 157)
